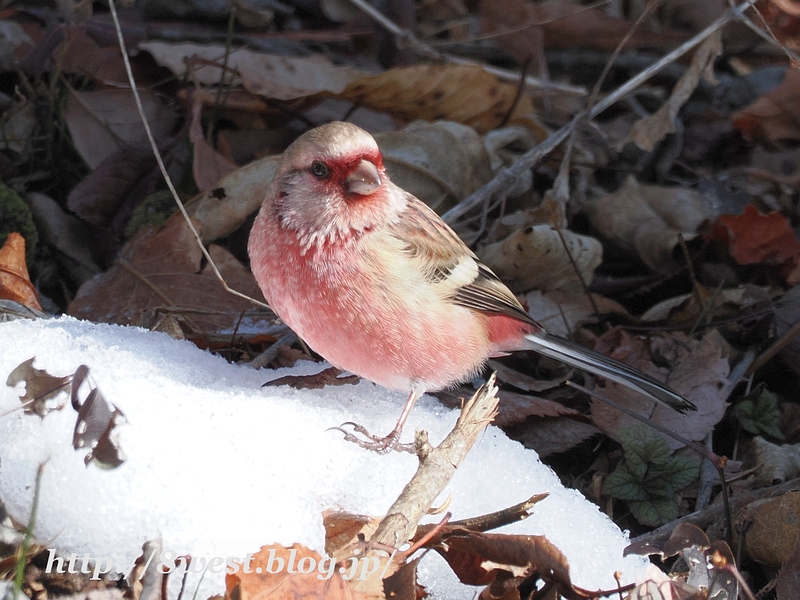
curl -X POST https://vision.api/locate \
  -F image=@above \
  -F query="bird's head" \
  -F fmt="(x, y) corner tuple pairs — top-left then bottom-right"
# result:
(269, 122), (407, 249)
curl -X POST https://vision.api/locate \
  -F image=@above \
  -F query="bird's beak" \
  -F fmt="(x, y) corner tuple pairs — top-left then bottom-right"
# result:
(345, 159), (382, 196)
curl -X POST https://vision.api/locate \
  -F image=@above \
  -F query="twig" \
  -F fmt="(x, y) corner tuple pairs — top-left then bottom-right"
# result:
(107, 0), (270, 311)
(345, 0), (586, 96)
(631, 475), (800, 547)
(746, 319), (800, 377)
(349, 374), (499, 592)
(14, 462), (46, 600)
(442, 0), (758, 227)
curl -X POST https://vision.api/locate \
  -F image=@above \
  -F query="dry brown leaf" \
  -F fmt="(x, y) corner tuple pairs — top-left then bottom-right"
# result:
(589, 329), (730, 450)
(751, 436), (800, 486)
(225, 544), (363, 600)
(495, 389), (581, 426)
(641, 284), (775, 323)
(524, 290), (627, 337)
(583, 175), (716, 274)
(341, 64), (545, 134)
(375, 121), (493, 214)
(709, 205), (800, 283)
(732, 68), (800, 145)
(479, 225), (602, 294)
(511, 416), (601, 458)
(59, 27), (129, 86)
(435, 530), (573, 595)
(6, 357), (71, 417)
(494, 390), (601, 457)
(189, 96), (237, 192)
(323, 511), (381, 563)
(65, 88), (178, 169)
(67, 215), (271, 341)
(739, 491), (800, 568)
(629, 30), (722, 151)
(480, 0), (687, 66)
(187, 155), (280, 244)
(776, 534), (800, 600)
(139, 41), (365, 100)
(0, 232), (42, 312)
(264, 367), (360, 390)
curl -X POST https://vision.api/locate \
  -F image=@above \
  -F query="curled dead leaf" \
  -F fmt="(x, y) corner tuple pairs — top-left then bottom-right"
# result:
(629, 30), (722, 151)
(478, 225), (602, 293)
(751, 436), (800, 487)
(0, 232), (42, 312)
(584, 175), (716, 274)
(225, 544), (361, 600)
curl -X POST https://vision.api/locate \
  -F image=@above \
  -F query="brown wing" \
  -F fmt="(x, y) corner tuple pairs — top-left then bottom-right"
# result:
(390, 192), (537, 327)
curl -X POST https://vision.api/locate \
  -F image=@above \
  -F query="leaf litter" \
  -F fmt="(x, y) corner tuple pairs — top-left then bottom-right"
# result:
(3, 0), (800, 598)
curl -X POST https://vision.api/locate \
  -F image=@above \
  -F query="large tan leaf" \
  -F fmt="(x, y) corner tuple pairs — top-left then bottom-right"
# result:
(67, 215), (271, 341)
(138, 41), (365, 100)
(340, 64), (544, 133)
(479, 225), (602, 293)
(65, 88), (178, 169)
(583, 175), (716, 274)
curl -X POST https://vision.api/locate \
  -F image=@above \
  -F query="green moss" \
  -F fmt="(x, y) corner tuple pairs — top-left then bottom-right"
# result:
(124, 190), (178, 239)
(0, 182), (38, 266)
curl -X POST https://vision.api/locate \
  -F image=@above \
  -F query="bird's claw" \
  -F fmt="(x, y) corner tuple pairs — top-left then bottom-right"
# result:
(332, 422), (414, 454)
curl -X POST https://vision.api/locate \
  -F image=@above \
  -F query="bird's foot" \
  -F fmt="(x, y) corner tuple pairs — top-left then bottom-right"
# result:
(331, 422), (414, 454)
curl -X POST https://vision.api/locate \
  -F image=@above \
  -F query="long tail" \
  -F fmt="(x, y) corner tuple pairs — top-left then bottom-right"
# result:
(523, 332), (697, 413)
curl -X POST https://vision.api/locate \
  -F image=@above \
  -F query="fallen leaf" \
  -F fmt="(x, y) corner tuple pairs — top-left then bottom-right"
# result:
(263, 367), (360, 390)
(6, 357), (71, 417)
(583, 175), (716, 274)
(189, 95), (237, 192)
(740, 490), (800, 567)
(374, 121), (493, 214)
(64, 87), (178, 169)
(67, 214), (273, 343)
(340, 64), (545, 134)
(70, 365), (126, 469)
(139, 41), (364, 100)
(506, 413), (601, 458)
(435, 529), (573, 597)
(589, 329), (730, 450)
(323, 511), (381, 562)
(524, 290), (627, 337)
(629, 29), (722, 151)
(0, 232), (42, 312)
(750, 436), (800, 486)
(225, 544), (363, 600)
(776, 534), (800, 600)
(478, 225), (602, 294)
(709, 204), (800, 282)
(732, 68), (800, 145)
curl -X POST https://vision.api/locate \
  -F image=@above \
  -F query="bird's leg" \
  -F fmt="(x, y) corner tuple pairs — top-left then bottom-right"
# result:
(336, 389), (421, 454)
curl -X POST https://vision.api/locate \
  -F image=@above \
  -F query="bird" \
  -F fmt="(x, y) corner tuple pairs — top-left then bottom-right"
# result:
(247, 121), (696, 452)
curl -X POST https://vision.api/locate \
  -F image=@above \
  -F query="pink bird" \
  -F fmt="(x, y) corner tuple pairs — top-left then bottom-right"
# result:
(248, 122), (696, 452)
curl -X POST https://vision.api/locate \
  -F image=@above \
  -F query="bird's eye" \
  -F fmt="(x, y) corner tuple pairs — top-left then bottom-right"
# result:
(310, 161), (329, 179)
